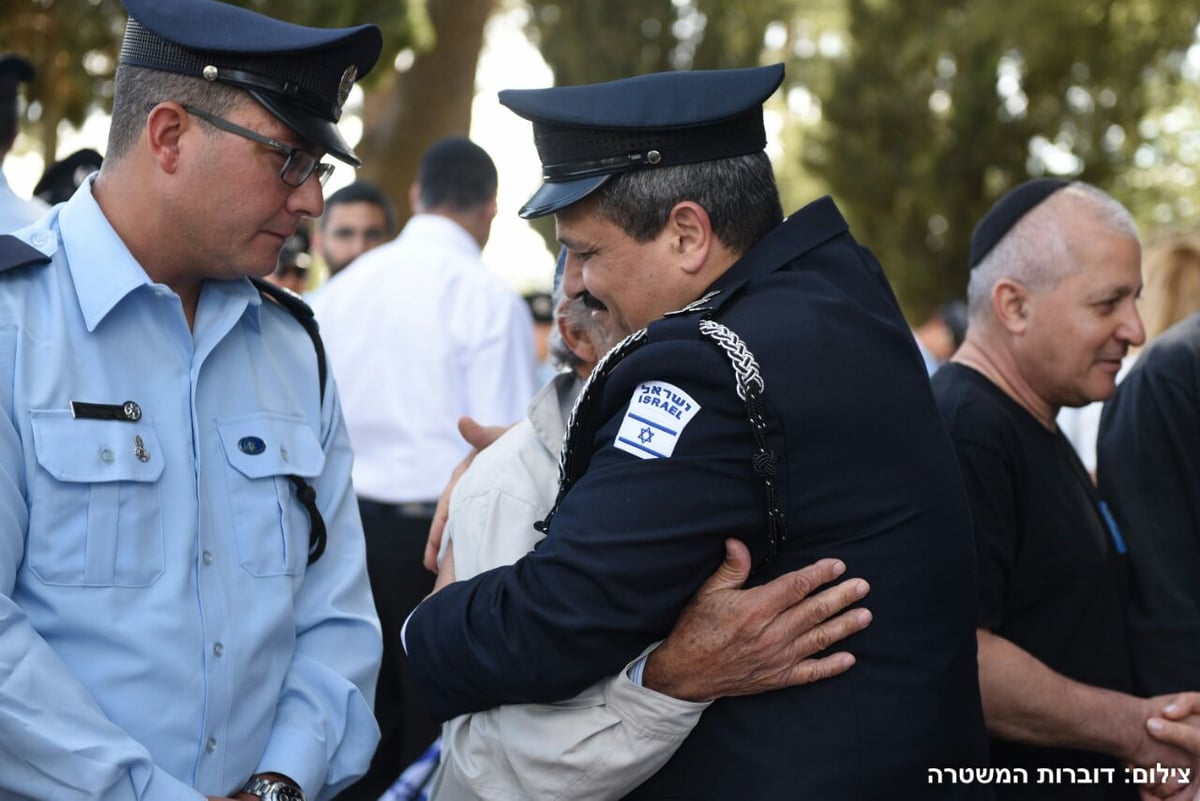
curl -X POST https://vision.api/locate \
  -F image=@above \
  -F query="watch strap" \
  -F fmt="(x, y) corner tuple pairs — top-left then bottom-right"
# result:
(239, 775), (305, 801)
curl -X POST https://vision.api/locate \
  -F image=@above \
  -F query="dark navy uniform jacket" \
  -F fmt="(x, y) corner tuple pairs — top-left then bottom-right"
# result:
(406, 197), (990, 799)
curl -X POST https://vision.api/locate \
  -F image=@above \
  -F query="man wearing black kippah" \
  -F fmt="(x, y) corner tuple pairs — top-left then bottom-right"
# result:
(0, 2), (385, 799)
(404, 64), (991, 799)
(932, 179), (1200, 799)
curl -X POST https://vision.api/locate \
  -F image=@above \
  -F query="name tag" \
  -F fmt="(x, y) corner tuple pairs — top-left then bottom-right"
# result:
(614, 381), (701, 460)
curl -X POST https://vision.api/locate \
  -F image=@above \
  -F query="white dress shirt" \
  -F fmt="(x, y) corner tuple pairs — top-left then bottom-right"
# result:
(311, 213), (536, 503)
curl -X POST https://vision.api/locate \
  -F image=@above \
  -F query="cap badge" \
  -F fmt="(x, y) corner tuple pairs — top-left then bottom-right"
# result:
(335, 65), (356, 112)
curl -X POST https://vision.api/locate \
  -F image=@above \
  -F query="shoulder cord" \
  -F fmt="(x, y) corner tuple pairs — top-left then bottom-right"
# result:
(533, 314), (786, 565)
(697, 319), (787, 564)
(251, 278), (327, 565)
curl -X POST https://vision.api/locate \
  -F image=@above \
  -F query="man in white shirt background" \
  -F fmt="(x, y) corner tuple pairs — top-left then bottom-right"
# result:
(310, 135), (536, 801)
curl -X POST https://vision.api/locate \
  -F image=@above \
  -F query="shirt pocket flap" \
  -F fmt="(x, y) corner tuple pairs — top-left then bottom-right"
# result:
(217, 414), (324, 480)
(31, 411), (165, 483)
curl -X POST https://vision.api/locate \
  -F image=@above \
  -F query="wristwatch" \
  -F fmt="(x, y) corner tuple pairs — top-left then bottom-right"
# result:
(239, 775), (306, 801)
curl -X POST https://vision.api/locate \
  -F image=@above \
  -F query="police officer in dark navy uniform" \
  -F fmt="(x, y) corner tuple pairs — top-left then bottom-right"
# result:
(404, 65), (991, 799)
(0, 2), (382, 799)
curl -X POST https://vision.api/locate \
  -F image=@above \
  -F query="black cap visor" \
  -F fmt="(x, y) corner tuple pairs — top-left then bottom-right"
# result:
(519, 174), (610, 219)
(248, 87), (360, 167)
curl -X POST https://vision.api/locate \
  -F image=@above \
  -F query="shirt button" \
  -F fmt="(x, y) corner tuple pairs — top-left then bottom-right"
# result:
(212, 642), (223, 657)
(201, 550), (214, 566)
(205, 737), (217, 754)
(100, 448), (114, 463)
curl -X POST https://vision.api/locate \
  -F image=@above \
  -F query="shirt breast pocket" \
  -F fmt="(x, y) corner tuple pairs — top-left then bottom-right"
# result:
(28, 412), (165, 587)
(217, 414), (325, 577)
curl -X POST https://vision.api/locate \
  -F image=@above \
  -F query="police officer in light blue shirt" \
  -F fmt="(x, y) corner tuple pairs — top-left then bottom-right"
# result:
(0, 2), (383, 800)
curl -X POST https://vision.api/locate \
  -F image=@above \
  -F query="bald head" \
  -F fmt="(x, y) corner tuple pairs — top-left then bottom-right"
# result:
(967, 182), (1138, 323)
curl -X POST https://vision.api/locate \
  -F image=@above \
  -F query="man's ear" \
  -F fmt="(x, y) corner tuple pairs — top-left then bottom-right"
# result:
(665, 201), (713, 277)
(408, 182), (422, 214)
(992, 278), (1031, 334)
(145, 103), (187, 175)
(557, 311), (597, 367)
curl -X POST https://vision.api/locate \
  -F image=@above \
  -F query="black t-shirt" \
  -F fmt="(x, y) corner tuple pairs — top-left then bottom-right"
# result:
(933, 363), (1134, 801)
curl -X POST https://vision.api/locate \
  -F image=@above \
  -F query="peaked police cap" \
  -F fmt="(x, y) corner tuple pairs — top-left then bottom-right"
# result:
(119, 0), (381, 167)
(500, 64), (785, 219)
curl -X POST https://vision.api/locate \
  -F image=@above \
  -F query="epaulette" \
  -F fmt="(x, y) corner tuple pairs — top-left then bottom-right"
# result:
(250, 276), (328, 405)
(0, 234), (52, 276)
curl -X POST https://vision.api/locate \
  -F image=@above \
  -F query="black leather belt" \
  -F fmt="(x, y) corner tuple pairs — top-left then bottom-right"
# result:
(358, 498), (438, 520)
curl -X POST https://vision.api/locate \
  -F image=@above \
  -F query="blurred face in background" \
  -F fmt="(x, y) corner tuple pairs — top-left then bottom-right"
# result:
(313, 200), (390, 275)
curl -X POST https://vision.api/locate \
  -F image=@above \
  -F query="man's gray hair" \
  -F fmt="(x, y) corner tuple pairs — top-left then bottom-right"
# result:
(967, 181), (1138, 320)
(586, 152), (784, 256)
(106, 65), (245, 163)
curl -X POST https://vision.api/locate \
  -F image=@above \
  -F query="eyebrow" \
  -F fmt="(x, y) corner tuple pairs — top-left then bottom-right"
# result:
(1088, 283), (1140, 301)
(557, 234), (590, 252)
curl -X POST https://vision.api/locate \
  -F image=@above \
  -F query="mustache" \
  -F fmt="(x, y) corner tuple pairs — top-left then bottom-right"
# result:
(579, 290), (608, 311)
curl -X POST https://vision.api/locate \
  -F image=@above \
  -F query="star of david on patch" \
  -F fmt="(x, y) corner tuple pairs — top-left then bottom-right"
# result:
(614, 380), (702, 460)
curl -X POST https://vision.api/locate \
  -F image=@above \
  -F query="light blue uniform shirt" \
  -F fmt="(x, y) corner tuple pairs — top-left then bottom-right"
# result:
(0, 181), (382, 800)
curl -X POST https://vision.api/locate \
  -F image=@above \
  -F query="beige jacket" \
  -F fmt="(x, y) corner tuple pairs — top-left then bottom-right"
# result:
(433, 372), (708, 800)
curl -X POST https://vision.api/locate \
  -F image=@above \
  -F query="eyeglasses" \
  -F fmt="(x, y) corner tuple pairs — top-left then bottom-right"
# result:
(172, 103), (334, 188)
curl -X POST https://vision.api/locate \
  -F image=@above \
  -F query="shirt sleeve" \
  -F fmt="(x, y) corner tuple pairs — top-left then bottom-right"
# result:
(454, 282), (537, 428)
(253, 380), (383, 800)
(434, 420), (708, 799)
(0, 389), (206, 801)
(1098, 347), (1200, 695)
(437, 645), (709, 801)
(405, 338), (764, 721)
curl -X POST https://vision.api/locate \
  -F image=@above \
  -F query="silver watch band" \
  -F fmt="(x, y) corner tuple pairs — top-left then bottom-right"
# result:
(239, 775), (306, 801)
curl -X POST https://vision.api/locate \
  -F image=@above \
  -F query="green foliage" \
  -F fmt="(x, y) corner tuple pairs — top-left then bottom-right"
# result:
(0, 0), (127, 145)
(0, 0), (425, 159)
(245, 0), (432, 88)
(803, 0), (1200, 319)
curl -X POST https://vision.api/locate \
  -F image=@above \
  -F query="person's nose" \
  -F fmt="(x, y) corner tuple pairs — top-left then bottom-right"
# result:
(288, 172), (325, 218)
(1117, 300), (1146, 348)
(562, 252), (586, 300)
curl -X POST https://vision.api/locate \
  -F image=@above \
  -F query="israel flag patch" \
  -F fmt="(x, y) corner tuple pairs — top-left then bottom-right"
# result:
(614, 380), (702, 460)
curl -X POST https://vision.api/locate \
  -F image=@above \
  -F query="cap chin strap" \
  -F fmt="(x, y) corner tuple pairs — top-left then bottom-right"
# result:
(203, 65), (340, 121)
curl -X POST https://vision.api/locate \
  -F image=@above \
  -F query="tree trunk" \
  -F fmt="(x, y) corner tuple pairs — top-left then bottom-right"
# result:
(356, 0), (496, 226)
